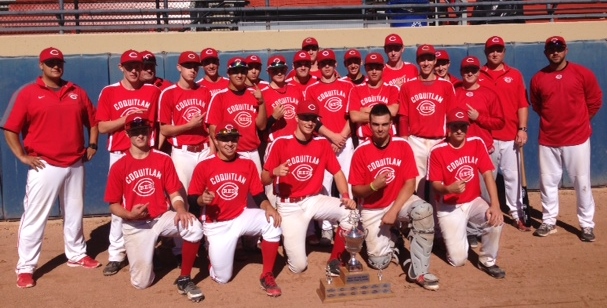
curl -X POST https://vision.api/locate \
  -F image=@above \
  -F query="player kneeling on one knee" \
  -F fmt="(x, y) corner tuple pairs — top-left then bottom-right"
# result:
(188, 121), (283, 297)
(349, 104), (439, 290)
(427, 107), (505, 279)
(104, 113), (205, 301)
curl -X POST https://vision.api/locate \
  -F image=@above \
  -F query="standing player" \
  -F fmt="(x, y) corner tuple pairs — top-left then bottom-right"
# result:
(105, 113), (204, 301)
(399, 44), (455, 200)
(479, 36), (531, 231)
(97, 49), (161, 276)
(188, 122), (283, 297)
(261, 101), (357, 276)
(383, 33), (419, 88)
(530, 36), (602, 241)
(434, 50), (461, 86)
(286, 51), (319, 96)
(140, 50), (173, 91)
(428, 107), (506, 279)
(196, 48), (230, 97)
(340, 49), (366, 85)
(349, 104), (439, 290)
(245, 54), (269, 89)
(2, 47), (101, 288)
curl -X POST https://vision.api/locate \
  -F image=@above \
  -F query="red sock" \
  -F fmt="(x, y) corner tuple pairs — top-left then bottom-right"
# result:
(180, 240), (200, 277)
(329, 227), (346, 262)
(260, 240), (280, 276)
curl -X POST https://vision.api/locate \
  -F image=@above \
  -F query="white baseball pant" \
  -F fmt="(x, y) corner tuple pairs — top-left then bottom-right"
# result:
(277, 194), (354, 273)
(539, 138), (595, 228)
(437, 197), (502, 268)
(489, 140), (525, 221)
(263, 143), (277, 208)
(121, 211), (203, 289)
(239, 149), (263, 210)
(16, 160), (87, 274)
(408, 135), (442, 201)
(205, 208), (281, 283)
(107, 151), (127, 263)
(321, 136), (354, 232)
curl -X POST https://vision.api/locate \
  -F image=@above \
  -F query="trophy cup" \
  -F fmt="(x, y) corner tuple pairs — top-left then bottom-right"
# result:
(317, 210), (393, 303)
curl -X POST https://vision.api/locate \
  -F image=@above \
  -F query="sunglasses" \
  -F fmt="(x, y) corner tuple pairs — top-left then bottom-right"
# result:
(384, 45), (402, 52)
(545, 45), (566, 53)
(294, 61), (312, 68)
(228, 67), (248, 75)
(44, 60), (64, 67)
(448, 123), (469, 132)
(319, 60), (336, 67)
(216, 135), (240, 143)
(303, 46), (318, 51)
(201, 59), (219, 66)
(461, 67), (480, 74)
(268, 67), (288, 74)
(127, 126), (151, 136)
(365, 64), (384, 71)
(298, 114), (318, 122)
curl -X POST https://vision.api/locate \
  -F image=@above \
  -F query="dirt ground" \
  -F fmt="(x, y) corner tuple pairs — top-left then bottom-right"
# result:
(1, 188), (606, 308)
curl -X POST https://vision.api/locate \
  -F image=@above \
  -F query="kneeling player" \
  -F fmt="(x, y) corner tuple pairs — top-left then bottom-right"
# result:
(188, 122), (283, 297)
(104, 113), (204, 301)
(427, 107), (506, 279)
(349, 104), (439, 290)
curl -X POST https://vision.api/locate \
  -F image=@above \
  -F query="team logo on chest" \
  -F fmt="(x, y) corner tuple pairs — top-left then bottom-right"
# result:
(210, 172), (247, 200)
(182, 107), (201, 122)
(503, 77), (513, 83)
(287, 155), (320, 182)
(416, 100), (436, 116)
(217, 182), (239, 200)
(283, 104), (296, 120)
(324, 97), (343, 112)
(126, 168), (163, 197)
(376, 167), (396, 184)
(235, 111), (252, 127)
(455, 165), (474, 182)
(466, 92), (474, 97)
(134, 178), (155, 197)
(556, 74), (563, 80)
(69, 93), (78, 100)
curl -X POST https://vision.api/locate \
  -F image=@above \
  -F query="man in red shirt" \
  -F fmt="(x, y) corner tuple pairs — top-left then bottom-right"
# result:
(196, 48), (229, 97)
(105, 113), (204, 301)
(2, 47), (101, 288)
(350, 104), (439, 290)
(340, 49), (366, 85)
(245, 54), (269, 89)
(382, 33), (419, 89)
(434, 50), (461, 86)
(286, 51), (319, 96)
(140, 50), (173, 91)
(188, 121), (282, 297)
(97, 49), (161, 276)
(530, 36), (603, 242)
(428, 107), (505, 279)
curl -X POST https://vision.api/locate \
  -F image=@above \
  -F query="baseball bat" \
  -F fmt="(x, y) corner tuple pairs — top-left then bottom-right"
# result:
(519, 147), (532, 226)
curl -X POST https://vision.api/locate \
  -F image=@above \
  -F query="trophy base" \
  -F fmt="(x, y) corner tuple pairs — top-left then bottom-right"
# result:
(317, 266), (393, 303)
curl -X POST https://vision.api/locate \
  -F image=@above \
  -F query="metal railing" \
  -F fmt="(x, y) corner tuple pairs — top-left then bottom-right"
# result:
(0, 0), (606, 34)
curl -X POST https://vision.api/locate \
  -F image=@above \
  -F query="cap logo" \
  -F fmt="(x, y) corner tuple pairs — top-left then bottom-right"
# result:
(234, 60), (242, 66)
(298, 52), (306, 57)
(348, 50), (355, 55)
(308, 104), (316, 111)
(422, 45), (430, 51)
(50, 49), (59, 55)
(388, 36), (397, 42)
(466, 58), (475, 63)
(251, 55), (258, 60)
(129, 51), (138, 58)
(205, 49), (214, 55)
(273, 58), (281, 63)
(143, 54), (152, 60)
(322, 51), (330, 56)
(305, 38), (313, 43)
(551, 38), (559, 43)
(370, 55), (377, 60)
(225, 124), (234, 130)
(435, 52), (442, 57)
(455, 111), (464, 119)
(492, 37), (501, 43)
(188, 53), (195, 59)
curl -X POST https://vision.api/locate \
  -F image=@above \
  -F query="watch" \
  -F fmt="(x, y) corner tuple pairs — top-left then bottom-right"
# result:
(518, 127), (528, 132)
(88, 143), (98, 150)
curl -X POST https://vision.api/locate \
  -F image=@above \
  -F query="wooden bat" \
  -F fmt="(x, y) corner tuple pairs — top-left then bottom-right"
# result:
(519, 147), (532, 226)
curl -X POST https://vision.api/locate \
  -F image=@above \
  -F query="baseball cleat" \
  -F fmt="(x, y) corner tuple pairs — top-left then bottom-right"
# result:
(175, 276), (204, 302)
(533, 223), (557, 237)
(409, 273), (440, 291)
(67, 255), (101, 269)
(467, 235), (479, 248)
(326, 259), (342, 277)
(260, 272), (282, 297)
(103, 261), (125, 276)
(513, 219), (531, 232)
(16, 273), (35, 289)
(477, 262), (506, 279)
(580, 227), (596, 242)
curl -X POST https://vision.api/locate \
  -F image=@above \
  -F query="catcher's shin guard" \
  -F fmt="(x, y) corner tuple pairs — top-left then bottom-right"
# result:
(407, 200), (435, 279)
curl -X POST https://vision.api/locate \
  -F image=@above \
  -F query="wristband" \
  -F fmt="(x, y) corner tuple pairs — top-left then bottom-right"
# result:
(370, 182), (378, 192)
(341, 193), (351, 199)
(171, 195), (184, 206)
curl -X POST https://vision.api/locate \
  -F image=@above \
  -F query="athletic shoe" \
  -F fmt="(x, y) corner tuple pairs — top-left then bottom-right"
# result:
(513, 219), (531, 232)
(67, 255), (101, 269)
(103, 261), (124, 276)
(533, 223), (557, 237)
(259, 272), (282, 297)
(580, 227), (596, 242)
(16, 273), (35, 288)
(467, 235), (479, 248)
(306, 235), (320, 246)
(319, 229), (333, 246)
(175, 276), (204, 302)
(327, 259), (342, 277)
(410, 273), (440, 291)
(478, 262), (506, 279)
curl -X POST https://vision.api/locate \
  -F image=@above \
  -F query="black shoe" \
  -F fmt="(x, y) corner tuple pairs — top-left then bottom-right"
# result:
(477, 262), (505, 279)
(103, 261), (124, 276)
(580, 227), (596, 242)
(467, 235), (479, 248)
(327, 259), (341, 277)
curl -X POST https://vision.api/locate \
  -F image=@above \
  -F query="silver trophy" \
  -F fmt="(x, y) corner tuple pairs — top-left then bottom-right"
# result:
(341, 210), (367, 272)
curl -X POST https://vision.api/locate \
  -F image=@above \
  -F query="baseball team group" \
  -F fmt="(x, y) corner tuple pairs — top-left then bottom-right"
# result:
(1, 31), (601, 302)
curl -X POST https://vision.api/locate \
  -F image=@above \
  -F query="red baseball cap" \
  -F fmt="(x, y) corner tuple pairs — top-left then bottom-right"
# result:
(140, 50), (157, 65)
(364, 52), (385, 65)
(416, 44), (436, 58)
(267, 55), (287, 68)
(384, 33), (404, 47)
(435, 49), (450, 61)
(296, 100), (320, 116)
(125, 112), (151, 130)
(302, 37), (319, 49)
(485, 36), (505, 49)
(178, 51), (201, 65)
(39, 47), (65, 63)
(227, 57), (248, 70)
(460, 56), (481, 69)
(215, 121), (241, 137)
(246, 54), (262, 66)
(344, 49), (362, 61)
(316, 49), (336, 62)
(200, 48), (219, 62)
(293, 50), (311, 63)
(120, 49), (143, 65)
(446, 107), (469, 124)
(545, 36), (567, 47)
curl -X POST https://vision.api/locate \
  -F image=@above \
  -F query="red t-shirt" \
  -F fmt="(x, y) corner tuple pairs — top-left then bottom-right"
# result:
(287, 69), (323, 80)
(479, 64), (529, 141)
(262, 84), (303, 142)
(196, 77), (230, 98)
(158, 84), (212, 146)
(453, 85), (504, 153)
(348, 82), (399, 140)
(304, 79), (353, 134)
(96, 82), (160, 152)
(188, 154), (263, 222)
(1, 77), (97, 167)
(382, 62), (419, 89)
(205, 88), (262, 152)
(349, 137), (418, 209)
(104, 150), (182, 219)
(427, 137), (494, 205)
(398, 78), (455, 138)
(152, 77), (173, 92)
(286, 76), (319, 97)
(530, 62), (603, 147)
(264, 135), (341, 198)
